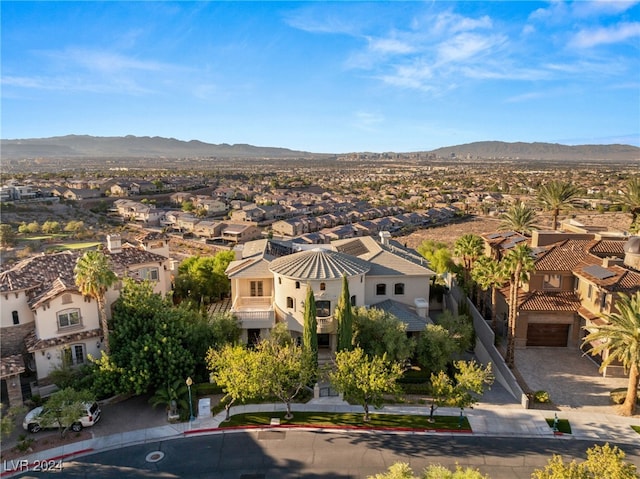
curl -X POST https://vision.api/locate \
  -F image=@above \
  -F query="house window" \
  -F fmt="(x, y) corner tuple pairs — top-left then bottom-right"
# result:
(139, 267), (159, 281)
(394, 283), (405, 295)
(376, 284), (387, 295)
(295, 281), (300, 289)
(57, 309), (81, 329)
(286, 297), (294, 309)
(587, 284), (593, 300)
(12, 311), (19, 325)
(543, 274), (561, 290)
(320, 282), (326, 291)
(250, 281), (264, 297)
(600, 293), (611, 312)
(278, 277), (282, 284)
(316, 300), (331, 318)
(64, 344), (86, 366)
(351, 295), (356, 306)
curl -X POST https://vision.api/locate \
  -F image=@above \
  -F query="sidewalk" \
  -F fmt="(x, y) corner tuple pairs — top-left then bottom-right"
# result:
(3, 394), (638, 476)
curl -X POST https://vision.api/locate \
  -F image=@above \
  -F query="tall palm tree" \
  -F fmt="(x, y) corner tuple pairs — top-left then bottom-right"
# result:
(471, 256), (509, 333)
(621, 176), (640, 230)
(502, 244), (535, 368)
(453, 234), (484, 291)
(537, 180), (579, 230)
(499, 202), (537, 235)
(75, 250), (117, 353)
(583, 291), (640, 416)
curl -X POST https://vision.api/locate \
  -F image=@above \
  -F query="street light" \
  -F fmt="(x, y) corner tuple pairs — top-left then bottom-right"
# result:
(186, 376), (195, 422)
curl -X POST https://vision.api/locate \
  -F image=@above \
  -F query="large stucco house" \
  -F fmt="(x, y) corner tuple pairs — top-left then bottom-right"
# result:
(225, 232), (436, 350)
(0, 233), (174, 405)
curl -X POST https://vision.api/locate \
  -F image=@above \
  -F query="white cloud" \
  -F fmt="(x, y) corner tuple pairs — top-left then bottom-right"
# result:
(570, 22), (640, 48)
(44, 48), (171, 74)
(437, 33), (506, 64)
(367, 37), (416, 55)
(572, 1), (639, 18)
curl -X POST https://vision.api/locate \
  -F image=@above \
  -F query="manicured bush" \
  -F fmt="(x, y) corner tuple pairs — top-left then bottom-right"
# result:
(534, 390), (550, 403)
(196, 382), (223, 396)
(609, 388), (640, 405)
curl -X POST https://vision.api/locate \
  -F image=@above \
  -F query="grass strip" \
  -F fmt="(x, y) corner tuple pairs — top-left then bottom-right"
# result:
(219, 411), (470, 431)
(546, 418), (572, 434)
(631, 425), (640, 435)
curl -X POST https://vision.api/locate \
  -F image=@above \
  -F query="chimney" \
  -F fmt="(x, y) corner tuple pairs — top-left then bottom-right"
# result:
(414, 298), (429, 319)
(379, 231), (391, 246)
(107, 234), (122, 254)
(623, 236), (640, 270)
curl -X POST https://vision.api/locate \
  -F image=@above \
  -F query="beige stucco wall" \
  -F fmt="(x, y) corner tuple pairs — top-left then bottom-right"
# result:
(363, 274), (430, 308)
(34, 340), (103, 380)
(34, 292), (100, 340)
(1, 291), (35, 328)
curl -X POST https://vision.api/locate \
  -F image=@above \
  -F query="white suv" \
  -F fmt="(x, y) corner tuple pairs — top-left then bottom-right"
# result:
(23, 401), (101, 433)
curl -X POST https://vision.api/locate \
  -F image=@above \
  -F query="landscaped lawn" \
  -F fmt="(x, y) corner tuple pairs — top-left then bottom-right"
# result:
(46, 242), (102, 251)
(546, 417), (572, 434)
(632, 425), (640, 435)
(218, 411), (471, 431)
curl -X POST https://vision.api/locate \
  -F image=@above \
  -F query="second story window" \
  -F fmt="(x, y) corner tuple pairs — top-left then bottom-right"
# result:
(12, 310), (19, 325)
(376, 284), (387, 296)
(316, 300), (331, 318)
(286, 297), (294, 309)
(350, 295), (356, 306)
(543, 274), (561, 290)
(394, 283), (405, 295)
(320, 282), (326, 291)
(250, 281), (264, 297)
(57, 309), (81, 329)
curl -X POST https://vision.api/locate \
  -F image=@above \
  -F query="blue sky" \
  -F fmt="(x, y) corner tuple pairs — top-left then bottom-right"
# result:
(2, 1), (639, 153)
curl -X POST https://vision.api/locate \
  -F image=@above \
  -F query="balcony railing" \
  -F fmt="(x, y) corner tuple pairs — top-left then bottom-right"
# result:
(232, 296), (275, 327)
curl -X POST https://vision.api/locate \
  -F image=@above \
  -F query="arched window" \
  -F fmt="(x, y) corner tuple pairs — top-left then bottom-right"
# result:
(286, 297), (294, 309)
(320, 282), (326, 291)
(394, 283), (405, 295)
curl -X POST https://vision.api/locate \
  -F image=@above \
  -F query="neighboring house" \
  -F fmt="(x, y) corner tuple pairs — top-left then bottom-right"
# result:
(221, 224), (262, 244)
(62, 188), (102, 201)
(484, 228), (640, 359)
(113, 199), (163, 225)
(0, 234), (173, 402)
(225, 232), (435, 348)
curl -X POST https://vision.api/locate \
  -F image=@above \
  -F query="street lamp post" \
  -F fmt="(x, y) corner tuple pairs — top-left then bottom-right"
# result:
(186, 376), (195, 422)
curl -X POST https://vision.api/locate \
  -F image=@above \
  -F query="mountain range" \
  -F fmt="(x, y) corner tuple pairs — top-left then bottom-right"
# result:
(1, 135), (639, 161)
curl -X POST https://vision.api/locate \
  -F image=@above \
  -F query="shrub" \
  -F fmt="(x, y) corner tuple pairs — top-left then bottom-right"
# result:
(534, 390), (550, 403)
(196, 382), (223, 396)
(610, 388), (640, 405)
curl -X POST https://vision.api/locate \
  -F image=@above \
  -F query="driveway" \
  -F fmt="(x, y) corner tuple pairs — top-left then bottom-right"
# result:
(514, 347), (630, 413)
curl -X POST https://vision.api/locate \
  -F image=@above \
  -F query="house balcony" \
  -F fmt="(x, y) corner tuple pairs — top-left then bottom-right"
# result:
(317, 316), (335, 334)
(231, 296), (276, 329)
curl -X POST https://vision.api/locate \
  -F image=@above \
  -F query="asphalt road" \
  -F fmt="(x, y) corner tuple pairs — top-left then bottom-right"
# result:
(11, 431), (640, 479)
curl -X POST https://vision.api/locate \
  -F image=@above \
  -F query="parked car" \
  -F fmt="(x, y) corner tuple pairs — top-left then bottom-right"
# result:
(23, 401), (101, 433)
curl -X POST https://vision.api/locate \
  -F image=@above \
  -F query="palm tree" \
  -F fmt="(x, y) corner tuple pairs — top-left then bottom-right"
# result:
(582, 291), (640, 416)
(499, 202), (537, 235)
(502, 244), (535, 368)
(537, 180), (579, 230)
(621, 176), (640, 231)
(453, 234), (484, 292)
(75, 250), (117, 353)
(471, 257), (509, 333)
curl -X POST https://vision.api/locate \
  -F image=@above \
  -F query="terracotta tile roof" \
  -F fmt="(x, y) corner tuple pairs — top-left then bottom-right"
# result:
(25, 327), (103, 353)
(589, 240), (626, 257)
(574, 263), (640, 294)
(0, 355), (25, 379)
(519, 291), (582, 311)
(534, 240), (595, 271)
(0, 251), (79, 293)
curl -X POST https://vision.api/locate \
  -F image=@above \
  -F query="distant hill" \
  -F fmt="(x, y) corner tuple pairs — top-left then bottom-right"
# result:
(0, 135), (320, 160)
(1, 135), (638, 161)
(429, 141), (640, 161)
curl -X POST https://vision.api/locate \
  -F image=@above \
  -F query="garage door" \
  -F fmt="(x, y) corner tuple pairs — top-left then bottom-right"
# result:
(526, 324), (569, 347)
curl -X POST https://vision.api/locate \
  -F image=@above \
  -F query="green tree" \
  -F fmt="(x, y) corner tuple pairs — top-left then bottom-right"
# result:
(256, 340), (315, 419)
(531, 443), (638, 479)
(173, 252), (234, 311)
(206, 344), (261, 421)
(104, 279), (196, 395)
(268, 322), (294, 347)
(417, 240), (455, 282)
(582, 291), (640, 416)
(37, 388), (95, 437)
(149, 378), (190, 416)
(0, 224), (16, 247)
(499, 202), (537, 235)
(0, 404), (26, 439)
(503, 244), (535, 368)
(19, 221), (40, 234)
(75, 250), (117, 353)
(430, 360), (494, 420)
(352, 306), (415, 364)
(537, 180), (579, 230)
(621, 176), (640, 231)
(415, 324), (459, 376)
(41, 220), (61, 234)
(368, 462), (489, 479)
(302, 284), (318, 370)
(336, 275), (354, 352)
(329, 347), (403, 421)
(471, 256), (508, 332)
(64, 220), (85, 236)
(453, 234), (484, 291)
(436, 310), (475, 353)
(181, 200), (195, 212)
